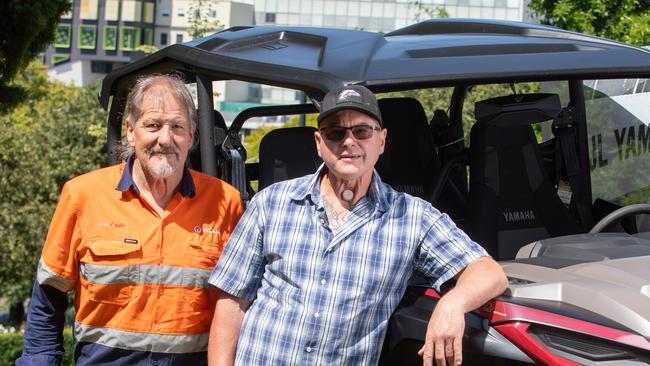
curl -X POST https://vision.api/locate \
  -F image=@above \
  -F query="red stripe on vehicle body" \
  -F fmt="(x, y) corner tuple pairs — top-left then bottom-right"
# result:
(493, 322), (580, 366)
(418, 288), (650, 351)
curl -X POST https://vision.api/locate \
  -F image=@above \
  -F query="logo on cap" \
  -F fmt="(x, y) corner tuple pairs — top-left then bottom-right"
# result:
(337, 89), (362, 103)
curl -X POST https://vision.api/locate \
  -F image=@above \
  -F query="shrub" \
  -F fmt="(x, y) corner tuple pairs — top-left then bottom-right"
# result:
(0, 328), (74, 366)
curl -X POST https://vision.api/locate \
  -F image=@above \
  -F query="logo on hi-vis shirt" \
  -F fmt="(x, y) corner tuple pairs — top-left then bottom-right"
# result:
(98, 221), (125, 228)
(193, 226), (220, 234)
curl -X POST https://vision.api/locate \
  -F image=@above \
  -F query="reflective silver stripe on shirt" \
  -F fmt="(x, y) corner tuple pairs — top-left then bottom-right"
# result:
(37, 259), (76, 292)
(79, 264), (211, 288)
(75, 322), (208, 353)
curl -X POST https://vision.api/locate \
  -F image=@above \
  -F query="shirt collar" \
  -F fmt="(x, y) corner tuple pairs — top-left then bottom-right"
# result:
(115, 154), (196, 198)
(289, 163), (390, 212)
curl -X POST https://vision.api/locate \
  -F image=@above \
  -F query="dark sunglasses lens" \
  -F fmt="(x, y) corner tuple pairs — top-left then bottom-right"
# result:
(351, 126), (374, 140)
(322, 125), (376, 141)
(325, 127), (347, 141)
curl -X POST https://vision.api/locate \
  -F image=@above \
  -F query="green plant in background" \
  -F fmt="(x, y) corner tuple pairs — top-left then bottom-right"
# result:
(530, 0), (650, 46)
(0, 62), (107, 322)
(0, 328), (74, 366)
(188, 0), (223, 39)
(0, 0), (71, 110)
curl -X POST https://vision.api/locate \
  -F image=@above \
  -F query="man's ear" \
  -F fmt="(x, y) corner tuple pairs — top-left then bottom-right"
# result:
(379, 128), (387, 154)
(314, 130), (323, 158)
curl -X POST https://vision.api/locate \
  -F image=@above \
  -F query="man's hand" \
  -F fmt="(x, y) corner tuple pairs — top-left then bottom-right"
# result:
(417, 297), (465, 366)
(417, 256), (508, 366)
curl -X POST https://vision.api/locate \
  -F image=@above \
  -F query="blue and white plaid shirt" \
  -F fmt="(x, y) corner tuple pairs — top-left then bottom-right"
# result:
(209, 165), (487, 365)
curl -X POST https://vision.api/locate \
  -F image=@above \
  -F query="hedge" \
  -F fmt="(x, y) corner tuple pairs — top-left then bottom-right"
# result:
(0, 328), (74, 366)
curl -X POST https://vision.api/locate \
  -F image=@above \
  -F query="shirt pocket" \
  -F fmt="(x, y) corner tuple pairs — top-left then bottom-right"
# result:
(185, 237), (222, 269)
(80, 239), (142, 306)
(179, 238), (223, 311)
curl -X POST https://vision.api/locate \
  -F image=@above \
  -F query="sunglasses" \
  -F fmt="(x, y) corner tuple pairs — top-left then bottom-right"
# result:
(319, 124), (382, 142)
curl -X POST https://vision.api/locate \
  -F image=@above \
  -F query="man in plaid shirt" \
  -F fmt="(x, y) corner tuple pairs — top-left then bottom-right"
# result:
(208, 85), (507, 366)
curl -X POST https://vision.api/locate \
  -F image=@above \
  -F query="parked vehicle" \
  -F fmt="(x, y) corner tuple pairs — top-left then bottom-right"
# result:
(100, 19), (650, 365)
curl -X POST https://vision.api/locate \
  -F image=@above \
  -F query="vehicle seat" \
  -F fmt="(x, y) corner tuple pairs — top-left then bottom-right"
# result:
(466, 93), (581, 260)
(258, 126), (321, 190)
(376, 98), (440, 198)
(376, 97), (464, 217)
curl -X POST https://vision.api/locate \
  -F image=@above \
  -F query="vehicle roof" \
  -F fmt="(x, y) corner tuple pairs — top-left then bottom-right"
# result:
(99, 18), (650, 109)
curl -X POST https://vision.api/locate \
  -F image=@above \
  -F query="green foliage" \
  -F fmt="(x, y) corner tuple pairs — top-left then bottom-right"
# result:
(0, 0), (72, 110)
(529, 0), (650, 45)
(412, 1), (450, 20)
(0, 328), (74, 366)
(188, 0), (223, 40)
(136, 44), (160, 54)
(0, 62), (107, 305)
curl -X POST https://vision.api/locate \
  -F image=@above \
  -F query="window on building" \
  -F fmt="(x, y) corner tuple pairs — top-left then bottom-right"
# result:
(91, 61), (113, 74)
(249, 84), (261, 100)
(143, 2), (155, 23)
(78, 25), (97, 49)
(105, 0), (120, 21)
(178, 8), (186, 17)
(160, 32), (168, 45)
(104, 26), (118, 50)
(144, 28), (153, 45)
(122, 0), (142, 22)
(120, 27), (140, 50)
(51, 54), (71, 65)
(79, 0), (99, 20)
(176, 33), (184, 43)
(210, 10), (217, 18)
(54, 24), (72, 48)
(265, 12), (276, 23)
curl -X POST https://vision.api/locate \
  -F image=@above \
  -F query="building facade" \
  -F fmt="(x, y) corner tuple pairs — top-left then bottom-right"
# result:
(244, 0), (526, 31)
(45, 0), (254, 87)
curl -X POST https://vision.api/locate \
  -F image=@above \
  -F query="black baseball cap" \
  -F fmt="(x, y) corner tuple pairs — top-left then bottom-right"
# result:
(317, 85), (382, 125)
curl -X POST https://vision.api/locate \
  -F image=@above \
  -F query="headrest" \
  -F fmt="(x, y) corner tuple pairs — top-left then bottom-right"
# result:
(475, 93), (561, 126)
(259, 127), (320, 189)
(378, 97), (429, 127)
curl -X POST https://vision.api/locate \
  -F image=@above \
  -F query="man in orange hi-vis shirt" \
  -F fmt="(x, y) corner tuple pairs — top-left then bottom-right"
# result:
(17, 74), (243, 366)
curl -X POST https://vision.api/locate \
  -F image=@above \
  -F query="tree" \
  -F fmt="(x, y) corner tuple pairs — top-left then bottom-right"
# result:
(0, 0), (71, 110)
(412, 1), (450, 21)
(529, 0), (650, 45)
(188, 0), (223, 40)
(0, 62), (107, 318)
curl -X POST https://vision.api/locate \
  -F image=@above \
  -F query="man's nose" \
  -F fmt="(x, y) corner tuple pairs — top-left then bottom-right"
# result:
(341, 130), (357, 145)
(157, 125), (174, 146)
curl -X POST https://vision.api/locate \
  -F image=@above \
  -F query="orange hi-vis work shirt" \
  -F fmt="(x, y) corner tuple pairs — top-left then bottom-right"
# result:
(36, 161), (243, 354)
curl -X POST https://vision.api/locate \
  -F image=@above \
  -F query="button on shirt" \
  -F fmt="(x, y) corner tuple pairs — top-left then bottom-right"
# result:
(209, 165), (487, 366)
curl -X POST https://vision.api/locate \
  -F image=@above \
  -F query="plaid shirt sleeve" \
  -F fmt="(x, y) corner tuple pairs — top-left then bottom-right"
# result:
(414, 210), (488, 291)
(208, 193), (266, 301)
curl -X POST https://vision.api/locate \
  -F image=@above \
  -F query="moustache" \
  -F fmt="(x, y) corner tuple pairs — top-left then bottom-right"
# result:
(145, 145), (180, 158)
